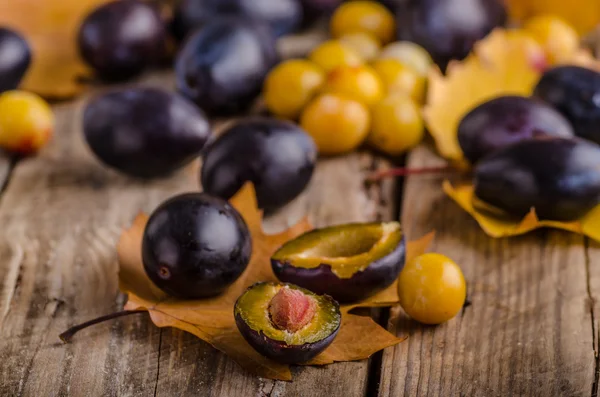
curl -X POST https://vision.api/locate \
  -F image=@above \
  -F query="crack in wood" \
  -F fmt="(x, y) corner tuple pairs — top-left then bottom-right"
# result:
(0, 243), (24, 328)
(154, 328), (163, 397)
(17, 298), (62, 396)
(258, 380), (276, 397)
(585, 238), (600, 397)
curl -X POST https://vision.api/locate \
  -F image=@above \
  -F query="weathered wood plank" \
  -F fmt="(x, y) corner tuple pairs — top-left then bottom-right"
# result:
(152, 153), (396, 397)
(0, 77), (193, 396)
(378, 145), (596, 397)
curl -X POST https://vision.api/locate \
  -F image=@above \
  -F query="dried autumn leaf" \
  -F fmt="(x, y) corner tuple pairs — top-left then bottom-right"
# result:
(443, 180), (600, 242)
(0, 0), (111, 97)
(505, 0), (600, 36)
(424, 29), (544, 162)
(118, 183), (432, 380)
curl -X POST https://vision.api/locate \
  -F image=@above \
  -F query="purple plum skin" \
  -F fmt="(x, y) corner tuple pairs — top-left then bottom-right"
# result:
(534, 66), (600, 146)
(474, 137), (600, 221)
(78, 0), (166, 81)
(83, 87), (211, 178)
(271, 235), (406, 303)
(458, 95), (574, 164)
(175, 19), (279, 116)
(0, 28), (31, 92)
(396, 0), (506, 70)
(172, 0), (303, 41)
(142, 193), (252, 299)
(201, 118), (317, 211)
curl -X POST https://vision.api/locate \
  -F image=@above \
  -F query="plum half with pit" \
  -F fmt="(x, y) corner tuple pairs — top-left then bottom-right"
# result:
(78, 0), (166, 81)
(201, 118), (317, 211)
(234, 282), (341, 363)
(458, 96), (574, 164)
(0, 28), (31, 92)
(83, 87), (211, 178)
(143, 193), (252, 299)
(172, 0), (302, 41)
(397, 0), (506, 70)
(474, 137), (600, 221)
(271, 222), (405, 303)
(175, 19), (278, 115)
(534, 66), (600, 145)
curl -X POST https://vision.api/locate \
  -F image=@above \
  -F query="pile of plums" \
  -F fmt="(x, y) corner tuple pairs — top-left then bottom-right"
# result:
(142, 185), (405, 361)
(49, 0), (528, 363)
(458, 65), (600, 222)
(77, 0), (509, 203)
(79, 0), (322, 212)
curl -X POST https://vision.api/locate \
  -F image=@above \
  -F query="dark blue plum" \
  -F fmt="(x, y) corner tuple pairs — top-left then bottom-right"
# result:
(0, 28), (31, 92)
(172, 0), (302, 41)
(143, 193), (252, 299)
(534, 66), (600, 145)
(458, 96), (574, 164)
(201, 118), (316, 211)
(78, 0), (166, 81)
(83, 87), (211, 178)
(175, 19), (278, 115)
(474, 137), (600, 221)
(397, 0), (506, 70)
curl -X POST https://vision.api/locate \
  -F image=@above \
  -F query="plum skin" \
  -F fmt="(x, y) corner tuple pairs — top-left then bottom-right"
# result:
(175, 19), (278, 116)
(0, 28), (31, 92)
(474, 137), (600, 221)
(458, 96), (574, 164)
(272, 232), (406, 303)
(534, 66), (600, 145)
(201, 118), (317, 211)
(78, 0), (166, 81)
(83, 87), (211, 178)
(172, 0), (303, 41)
(142, 193), (252, 299)
(397, 0), (506, 70)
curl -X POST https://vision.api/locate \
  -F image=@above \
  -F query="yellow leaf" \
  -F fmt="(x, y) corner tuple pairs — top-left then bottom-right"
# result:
(118, 183), (432, 380)
(506, 0), (600, 36)
(443, 180), (600, 242)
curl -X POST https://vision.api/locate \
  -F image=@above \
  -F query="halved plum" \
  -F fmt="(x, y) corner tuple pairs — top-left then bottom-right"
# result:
(271, 222), (405, 303)
(234, 282), (341, 364)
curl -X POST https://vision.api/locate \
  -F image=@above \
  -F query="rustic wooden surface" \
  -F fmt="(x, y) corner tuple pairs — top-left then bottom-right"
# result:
(0, 69), (396, 396)
(379, 145), (597, 397)
(1, 30), (600, 397)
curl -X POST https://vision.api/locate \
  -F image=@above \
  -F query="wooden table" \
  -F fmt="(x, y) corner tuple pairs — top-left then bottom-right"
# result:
(0, 32), (598, 397)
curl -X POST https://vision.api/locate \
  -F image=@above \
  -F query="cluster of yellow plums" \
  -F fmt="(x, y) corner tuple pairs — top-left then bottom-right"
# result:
(264, 1), (432, 157)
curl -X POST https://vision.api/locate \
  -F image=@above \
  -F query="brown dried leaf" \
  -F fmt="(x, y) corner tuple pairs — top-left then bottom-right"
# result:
(118, 183), (431, 380)
(0, 0), (112, 97)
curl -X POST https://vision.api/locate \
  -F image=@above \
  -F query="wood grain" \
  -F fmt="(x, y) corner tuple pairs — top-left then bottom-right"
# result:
(0, 76), (191, 397)
(378, 145), (596, 397)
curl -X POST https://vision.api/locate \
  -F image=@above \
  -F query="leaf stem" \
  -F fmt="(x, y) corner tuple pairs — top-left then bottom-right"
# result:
(367, 165), (456, 181)
(59, 309), (146, 343)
